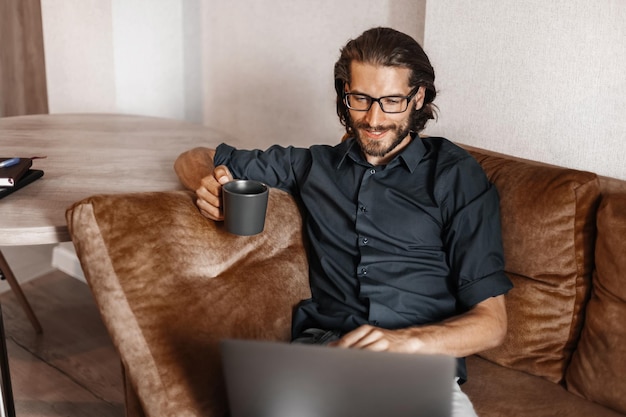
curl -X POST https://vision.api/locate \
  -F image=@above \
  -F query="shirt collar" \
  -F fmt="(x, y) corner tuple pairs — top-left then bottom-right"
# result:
(337, 133), (427, 172)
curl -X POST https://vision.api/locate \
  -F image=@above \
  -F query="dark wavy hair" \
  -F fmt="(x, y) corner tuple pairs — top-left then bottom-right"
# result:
(334, 27), (437, 135)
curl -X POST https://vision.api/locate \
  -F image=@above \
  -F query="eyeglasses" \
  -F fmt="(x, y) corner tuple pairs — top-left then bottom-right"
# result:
(343, 88), (418, 114)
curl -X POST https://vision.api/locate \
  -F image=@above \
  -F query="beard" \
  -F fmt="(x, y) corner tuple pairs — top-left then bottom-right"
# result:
(350, 106), (417, 159)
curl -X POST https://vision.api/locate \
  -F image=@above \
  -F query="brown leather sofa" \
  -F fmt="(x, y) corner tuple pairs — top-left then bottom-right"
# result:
(66, 144), (626, 417)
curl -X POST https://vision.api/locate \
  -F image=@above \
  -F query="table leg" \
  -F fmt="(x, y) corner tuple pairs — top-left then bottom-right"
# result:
(0, 304), (16, 417)
(0, 251), (42, 334)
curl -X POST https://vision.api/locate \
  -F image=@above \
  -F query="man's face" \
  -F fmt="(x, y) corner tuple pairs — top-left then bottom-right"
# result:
(346, 62), (425, 165)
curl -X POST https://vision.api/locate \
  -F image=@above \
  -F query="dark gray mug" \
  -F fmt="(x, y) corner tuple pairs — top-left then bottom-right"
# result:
(222, 180), (269, 236)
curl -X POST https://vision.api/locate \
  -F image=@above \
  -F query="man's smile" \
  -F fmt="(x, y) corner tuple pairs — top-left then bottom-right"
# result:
(362, 127), (390, 139)
(355, 122), (395, 140)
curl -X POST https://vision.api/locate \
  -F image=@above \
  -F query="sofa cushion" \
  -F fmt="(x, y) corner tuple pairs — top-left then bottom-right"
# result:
(66, 189), (311, 417)
(468, 149), (600, 383)
(464, 356), (624, 417)
(565, 194), (626, 414)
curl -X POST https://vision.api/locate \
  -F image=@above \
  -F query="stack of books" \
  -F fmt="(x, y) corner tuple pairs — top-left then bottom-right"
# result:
(0, 157), (44, 199)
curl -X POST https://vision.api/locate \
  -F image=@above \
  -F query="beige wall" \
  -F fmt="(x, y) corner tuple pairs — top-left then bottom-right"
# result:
(41, 0), (181, 117)
(422, 0), (626, 180)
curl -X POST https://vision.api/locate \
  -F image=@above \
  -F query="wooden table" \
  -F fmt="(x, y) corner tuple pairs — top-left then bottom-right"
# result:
(0, 113), (234, 330)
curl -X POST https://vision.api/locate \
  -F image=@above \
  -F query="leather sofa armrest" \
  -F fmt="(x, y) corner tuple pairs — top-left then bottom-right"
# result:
(66, 189), (310, 417)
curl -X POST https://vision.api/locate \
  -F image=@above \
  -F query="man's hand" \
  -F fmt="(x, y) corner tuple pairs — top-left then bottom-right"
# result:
(173, 147), (236, 221)
(330, 325), (423, 353)
(195, 165), (234, 221)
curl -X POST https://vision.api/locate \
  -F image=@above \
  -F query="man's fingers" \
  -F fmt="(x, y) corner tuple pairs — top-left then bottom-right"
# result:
(214, 165), (233, 184)
(196, 183), (221, 208)
(194, 165), (234, 220)
(335, 325), (379, 348)
(197, 197), (223, 221)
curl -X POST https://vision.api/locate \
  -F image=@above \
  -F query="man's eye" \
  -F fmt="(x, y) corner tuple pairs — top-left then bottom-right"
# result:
(353, 95), (369, 102)
(383, 97), (402, 105)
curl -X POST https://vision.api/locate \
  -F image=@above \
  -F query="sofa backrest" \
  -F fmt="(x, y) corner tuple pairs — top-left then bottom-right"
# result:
(466, 147), (601, 384)
(565, 193), (626, 414)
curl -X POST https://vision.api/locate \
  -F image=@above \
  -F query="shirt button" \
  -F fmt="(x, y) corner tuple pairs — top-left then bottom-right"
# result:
(362, 237), (369, 245)
(360, 267), (368, 275)
(370, 169), (376, 175)
(360, 206), (367, 213)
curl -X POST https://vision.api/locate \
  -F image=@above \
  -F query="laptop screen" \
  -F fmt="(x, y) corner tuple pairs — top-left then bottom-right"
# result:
(221, 339), (454, 417)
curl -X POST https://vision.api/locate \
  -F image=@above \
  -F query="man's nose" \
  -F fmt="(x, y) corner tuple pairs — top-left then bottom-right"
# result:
(364, 101), (386, 126)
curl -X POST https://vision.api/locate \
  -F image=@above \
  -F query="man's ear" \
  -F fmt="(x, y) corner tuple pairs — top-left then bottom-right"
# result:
(415, 86), (426, 110)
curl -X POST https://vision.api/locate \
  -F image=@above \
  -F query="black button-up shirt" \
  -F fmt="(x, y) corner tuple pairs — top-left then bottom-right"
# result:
(215, 136), (512, 359)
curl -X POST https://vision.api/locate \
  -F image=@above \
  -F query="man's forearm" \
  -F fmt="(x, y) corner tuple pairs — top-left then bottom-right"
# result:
(333, 295), (508, 357)
(174, 147), (216, 190)
(404, 295), (508, 357)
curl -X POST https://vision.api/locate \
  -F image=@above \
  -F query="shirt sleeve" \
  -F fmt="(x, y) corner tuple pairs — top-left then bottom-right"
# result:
(214, 143), (311, 195)
(437, 155), (513, 309)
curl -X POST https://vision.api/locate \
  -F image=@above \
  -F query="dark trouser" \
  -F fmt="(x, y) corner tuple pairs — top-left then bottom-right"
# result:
(291, 328), (342, 345)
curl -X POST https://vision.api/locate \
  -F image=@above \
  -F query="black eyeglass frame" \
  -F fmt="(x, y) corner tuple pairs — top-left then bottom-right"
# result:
(343, 88), (419, 114)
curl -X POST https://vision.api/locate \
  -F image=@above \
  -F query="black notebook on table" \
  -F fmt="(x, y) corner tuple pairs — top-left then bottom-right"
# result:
(0, 169), (44, 200)
(0, 158), (32, 186)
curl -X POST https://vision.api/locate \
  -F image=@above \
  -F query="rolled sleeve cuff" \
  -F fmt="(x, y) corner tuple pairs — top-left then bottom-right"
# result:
(457, 271), (513, 309)
(214, 143), (236, 167)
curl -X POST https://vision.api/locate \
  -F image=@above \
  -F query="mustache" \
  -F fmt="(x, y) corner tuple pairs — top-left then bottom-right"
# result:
(352, 120), (396, 131)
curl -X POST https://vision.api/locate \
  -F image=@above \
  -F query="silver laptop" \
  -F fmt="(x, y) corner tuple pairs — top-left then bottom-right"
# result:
(221, 338), (455, 417)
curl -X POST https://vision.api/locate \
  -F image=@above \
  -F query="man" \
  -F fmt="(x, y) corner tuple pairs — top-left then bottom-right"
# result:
(175, 27), (512, 417)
